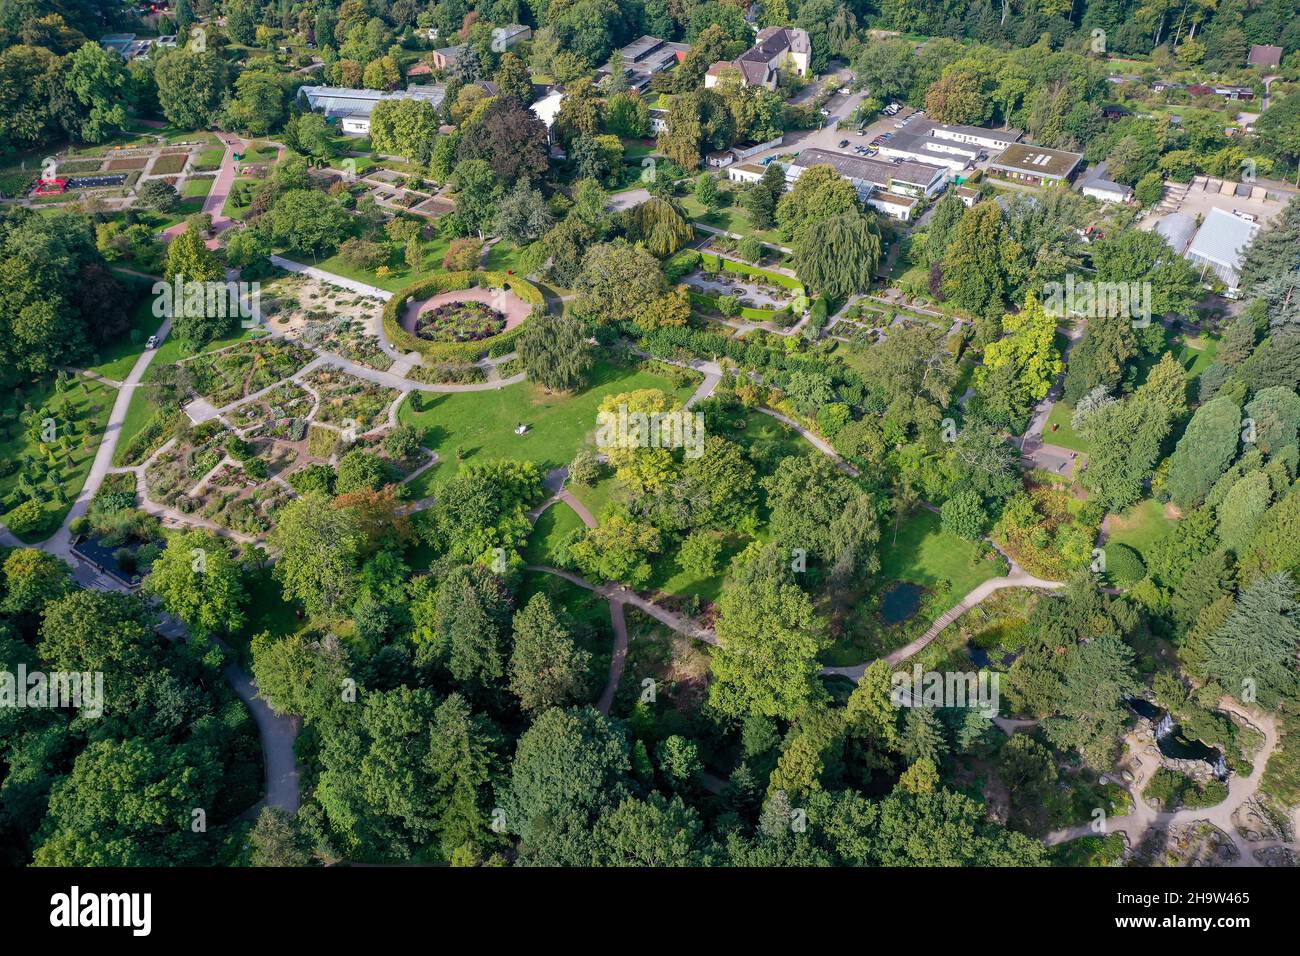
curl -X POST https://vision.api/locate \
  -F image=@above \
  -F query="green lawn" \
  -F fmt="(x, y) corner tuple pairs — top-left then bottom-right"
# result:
(879, 508), (1006, 599)
(399, 358), (698, 497)
(86, 290), (165, 382)
(644, 532), (746, 604)
(229, 571), (303, 670)
(277, 230), (453, 293)
(0, 376), (116, 541)
(484, 240), (525, 273)
(182, 175), (215, 199)
(568, 473), (619, 521)
(523, 499), (585, 566)
(678, 194), (785, 247)
(1174, 332), (1219, 379)
(1104, 498), (1176, 564)
(1044, 402), (1089, 452)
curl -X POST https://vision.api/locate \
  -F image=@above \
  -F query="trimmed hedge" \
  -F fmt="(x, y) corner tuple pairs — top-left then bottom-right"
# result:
(698, 252), (806, 295)
(382, 271), (543, 363)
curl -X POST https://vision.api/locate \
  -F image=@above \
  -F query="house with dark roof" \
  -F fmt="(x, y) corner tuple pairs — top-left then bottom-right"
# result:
(1247, 44), (1283, 68)
(705, 26), (810, 90)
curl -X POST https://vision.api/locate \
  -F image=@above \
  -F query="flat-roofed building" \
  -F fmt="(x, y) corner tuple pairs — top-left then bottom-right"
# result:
(923, 121), (1022, 152)
(786, 148), (947, 207)
(728, 162), (767, 185)
(866, 190), (921, 221)
(299, 84), (447, 135)
(989, 143), (1082, 186)
(877, 131), (978, 171)
(603, 35), (690, 91)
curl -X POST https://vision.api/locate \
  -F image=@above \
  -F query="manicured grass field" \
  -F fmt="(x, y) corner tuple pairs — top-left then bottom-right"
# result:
(1174, 332), (1219, 379)
(398, 359), (698, 497)
(0, 376), (116, 541)
(484, 240), (525, 273)
(523, 500), (585, 567)
(1044, 401), (1089, 452)
(86, 291), (165, 382)
(1104, 498), (1176, 564)
(678, 194), (785, 247)
(568, 474), (619, 521)
(182, 175), (215, 198)
(878, 508), (1006, 600)
(277, 231), (453, 292)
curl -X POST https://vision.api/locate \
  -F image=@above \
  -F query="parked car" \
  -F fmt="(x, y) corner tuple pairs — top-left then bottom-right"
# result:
(839, 86), (851, 95)
(818, 108), (831, 116)
(838, 139), (850, 148)
(145, 335), (158, 349)
(882, 132), (893, 139)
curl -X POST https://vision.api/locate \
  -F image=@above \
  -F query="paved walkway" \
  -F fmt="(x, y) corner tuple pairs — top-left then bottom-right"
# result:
(1045, 701), (1290, 867)
(163, 133), (244, 248)
(1019, 322), (1085, 477)
(3, 313), (304, 816)
(821, 567), (1063, 680)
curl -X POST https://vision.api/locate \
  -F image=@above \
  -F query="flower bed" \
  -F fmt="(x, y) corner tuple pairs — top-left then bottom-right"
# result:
(382, 271), (543, 362)
(303, 367), (400, 432)
(414, 300), (506, 343)
(183, 338), (315, 406)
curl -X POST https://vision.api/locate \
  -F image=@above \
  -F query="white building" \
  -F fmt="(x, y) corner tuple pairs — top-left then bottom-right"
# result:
(728, 163), (767, 185)
(785, 148), (946, 220)
(1185, 207), (1260, 295)
(298, 85), (447, 135)
(925, 122), (1022, 152)
(1081, 179), (1133, 203)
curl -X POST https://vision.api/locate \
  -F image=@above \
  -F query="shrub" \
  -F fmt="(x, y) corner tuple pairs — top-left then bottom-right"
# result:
(382, 271), (542, 362)
(4, 499), (46, 536)
(1104, 542), (1146, 586)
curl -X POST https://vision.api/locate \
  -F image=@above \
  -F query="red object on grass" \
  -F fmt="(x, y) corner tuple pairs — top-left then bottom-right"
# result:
(34, 178), (68, 195)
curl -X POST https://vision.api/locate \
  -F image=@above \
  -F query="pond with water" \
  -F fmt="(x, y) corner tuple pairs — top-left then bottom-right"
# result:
(880, 582), (924, 625)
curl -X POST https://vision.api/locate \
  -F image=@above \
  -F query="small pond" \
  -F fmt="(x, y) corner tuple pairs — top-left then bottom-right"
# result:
(969, 647), (1019, 668)
(880, 582), (924, 625)
(1126, 698), (1228, 778)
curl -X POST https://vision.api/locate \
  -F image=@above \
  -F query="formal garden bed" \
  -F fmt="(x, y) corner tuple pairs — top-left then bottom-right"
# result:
(306, 424), (341, 459)
(144, 421), (229, 507)
(298, 317), (394, 371)
(302, 367), (400, 433)
(383, 271), (543, 362)
(413, 299), (507, 343)
(182, 337), (315, 407)
(228, 381), (314, 442)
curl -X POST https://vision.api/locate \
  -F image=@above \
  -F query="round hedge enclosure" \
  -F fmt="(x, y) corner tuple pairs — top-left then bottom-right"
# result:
(384, 271), (544, 362)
